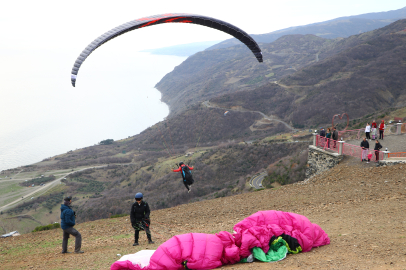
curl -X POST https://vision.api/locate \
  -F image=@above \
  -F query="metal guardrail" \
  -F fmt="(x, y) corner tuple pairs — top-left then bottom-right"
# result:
(315, 135), (384, 161)
(388, 152), (406, 158)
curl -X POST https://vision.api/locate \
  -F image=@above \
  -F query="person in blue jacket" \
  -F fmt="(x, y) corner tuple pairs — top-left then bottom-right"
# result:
(60, 196), (83, 254)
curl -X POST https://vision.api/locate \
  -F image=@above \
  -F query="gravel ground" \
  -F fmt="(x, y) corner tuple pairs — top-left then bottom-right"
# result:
(1, 155), (406, 269)
(345, 133), (406, 153)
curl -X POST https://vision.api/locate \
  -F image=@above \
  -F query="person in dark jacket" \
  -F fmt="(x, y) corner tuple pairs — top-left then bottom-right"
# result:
(60, 196), (83, 254)
(130, 192), (154, 246)
(332, 127), (339, 148)
(319, 127), (326, 137)
(172, 162), (194, 193)
(374, 140), (383, 161)
(360, 138), (370, 162)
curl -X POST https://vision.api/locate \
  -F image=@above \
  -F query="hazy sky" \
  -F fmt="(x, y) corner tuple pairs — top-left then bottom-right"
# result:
(1, 1), (405, 53)
(0, 1), (405, 170)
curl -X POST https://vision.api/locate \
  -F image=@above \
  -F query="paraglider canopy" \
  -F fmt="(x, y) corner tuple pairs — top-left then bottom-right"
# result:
(224, 111), (229, 116)
(71, 13), (263, 87)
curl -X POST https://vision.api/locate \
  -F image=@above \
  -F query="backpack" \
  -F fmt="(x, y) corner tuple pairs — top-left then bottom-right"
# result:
(182, 165), (194, 185)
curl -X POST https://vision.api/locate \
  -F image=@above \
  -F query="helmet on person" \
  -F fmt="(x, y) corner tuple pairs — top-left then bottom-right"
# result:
(135, 193), (143, 199)
(179, 162), (184, 166)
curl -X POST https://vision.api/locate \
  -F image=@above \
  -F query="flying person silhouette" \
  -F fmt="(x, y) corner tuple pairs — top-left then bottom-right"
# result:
(172, 162), (194, 193)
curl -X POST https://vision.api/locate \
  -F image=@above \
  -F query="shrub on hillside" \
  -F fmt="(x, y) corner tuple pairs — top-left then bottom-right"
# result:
(32, 223), (60, 232)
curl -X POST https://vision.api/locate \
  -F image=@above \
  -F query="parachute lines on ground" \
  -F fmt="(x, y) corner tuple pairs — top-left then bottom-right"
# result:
(70, 13), (263, 86)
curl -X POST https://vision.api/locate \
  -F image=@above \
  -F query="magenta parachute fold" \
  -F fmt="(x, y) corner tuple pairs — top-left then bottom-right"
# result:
(111, 210), (330, 270)
(233, 210), (331, 257)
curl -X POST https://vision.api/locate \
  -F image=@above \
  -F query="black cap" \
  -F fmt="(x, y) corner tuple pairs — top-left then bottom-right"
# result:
(64, 196), (72, 201)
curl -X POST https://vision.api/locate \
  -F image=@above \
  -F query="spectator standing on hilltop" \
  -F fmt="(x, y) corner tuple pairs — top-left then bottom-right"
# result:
(326, 128), (331, 149)
(365, 123), (371, 140)
(360, 138), (370, 163)
(332, 127), (339, 148)
(60, 196), (84, 254)
(371, 120), (378, 140)
(374, 140), (383, 162)
(319, 127), (326, 137)
(130, 192), (154, 246)
(379, 120), (385, 140)
(371, 120), (377, 129)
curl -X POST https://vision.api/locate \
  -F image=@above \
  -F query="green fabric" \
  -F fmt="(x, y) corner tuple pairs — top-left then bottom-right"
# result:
(252, 238), (288, 262)
(239, 236), (303, 263)
(287, 244), (302, 254)
(270, 237), (302, 254)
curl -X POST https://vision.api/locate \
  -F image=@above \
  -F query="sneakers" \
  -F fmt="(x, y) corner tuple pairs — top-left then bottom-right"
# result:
(133, 242), (139, 246)
(61, 251), (71, 254)
(148, 240), (155, 244)
(74, 250), (84, 254)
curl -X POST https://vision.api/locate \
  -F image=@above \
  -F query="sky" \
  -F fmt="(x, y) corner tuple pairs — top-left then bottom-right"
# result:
(0, 0), (405, 170)
(1, 1), (405, 83)
(1, 0), (406, 52)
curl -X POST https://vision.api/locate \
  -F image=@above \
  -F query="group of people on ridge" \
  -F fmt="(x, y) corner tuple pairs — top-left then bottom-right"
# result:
(365, 120), (385, 140)
(319, 126), (339, 149)
(60, 161), (195, 252)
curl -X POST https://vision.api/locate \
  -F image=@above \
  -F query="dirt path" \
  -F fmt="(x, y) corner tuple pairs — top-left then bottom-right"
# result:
(202, 101), (297, 131)
(1, 156), (406, 269)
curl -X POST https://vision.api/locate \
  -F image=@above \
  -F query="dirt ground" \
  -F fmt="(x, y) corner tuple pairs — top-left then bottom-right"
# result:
(1, 155), (406, 269)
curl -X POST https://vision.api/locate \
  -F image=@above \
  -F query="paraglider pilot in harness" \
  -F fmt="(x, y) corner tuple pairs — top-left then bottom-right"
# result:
(172, 162), (194, 193)
(130, 192), (154, 246)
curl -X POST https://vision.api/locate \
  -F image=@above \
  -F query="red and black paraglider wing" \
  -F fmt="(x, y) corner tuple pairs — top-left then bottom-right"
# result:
(71, 13), (263, 86)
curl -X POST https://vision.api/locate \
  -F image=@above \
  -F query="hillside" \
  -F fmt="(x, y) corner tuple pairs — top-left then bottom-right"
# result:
(156, 34), (333, 115)
(1, 156), (406, 269)
(279, 19), (406, 125)
(158, 19), (406, 126)
(208, 6), (406, 50)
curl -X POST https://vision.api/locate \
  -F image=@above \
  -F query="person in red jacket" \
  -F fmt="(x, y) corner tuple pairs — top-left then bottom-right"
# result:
(172, 162), (194, 193)
(379, 120), (385, 140)
(371, 120), (377, 129)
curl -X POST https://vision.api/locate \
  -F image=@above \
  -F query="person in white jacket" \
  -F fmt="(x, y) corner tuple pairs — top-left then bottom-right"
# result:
(365, 123), (371, 140)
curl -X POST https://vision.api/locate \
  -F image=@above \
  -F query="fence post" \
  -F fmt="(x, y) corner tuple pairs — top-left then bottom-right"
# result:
(338, 140), (344, 155)
(383, 150), (390, 160)
(313, 133), (317, 146)
(397, 123), (402, 135)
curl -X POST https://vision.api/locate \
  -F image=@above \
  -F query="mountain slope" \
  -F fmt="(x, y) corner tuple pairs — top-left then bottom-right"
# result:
(2, 158), (406, 269)
(158, 19), (406, 126)
(156, 34), (333, 115)
(208, 6), (406, 50)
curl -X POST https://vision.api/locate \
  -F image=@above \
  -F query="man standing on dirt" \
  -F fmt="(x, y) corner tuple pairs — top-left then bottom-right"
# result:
(360, 137), (370, 163)
(60, 196), (84, 254)
(130, 192), (154, 246)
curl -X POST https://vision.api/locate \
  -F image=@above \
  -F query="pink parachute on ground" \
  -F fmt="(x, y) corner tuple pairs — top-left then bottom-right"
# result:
(111, 211), (330, 270)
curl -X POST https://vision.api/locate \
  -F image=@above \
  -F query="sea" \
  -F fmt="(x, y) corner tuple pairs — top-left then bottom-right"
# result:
(0, 50), (187, 171)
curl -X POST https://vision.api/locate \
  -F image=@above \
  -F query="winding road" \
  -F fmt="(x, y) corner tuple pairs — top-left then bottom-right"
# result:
(202, 101), (296, 131)
(0, 164), (130, 212)
(250, 171), (267, 189)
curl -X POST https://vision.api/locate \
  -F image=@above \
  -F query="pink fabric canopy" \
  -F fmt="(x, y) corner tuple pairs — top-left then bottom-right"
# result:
(111, 210), (330, 270)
